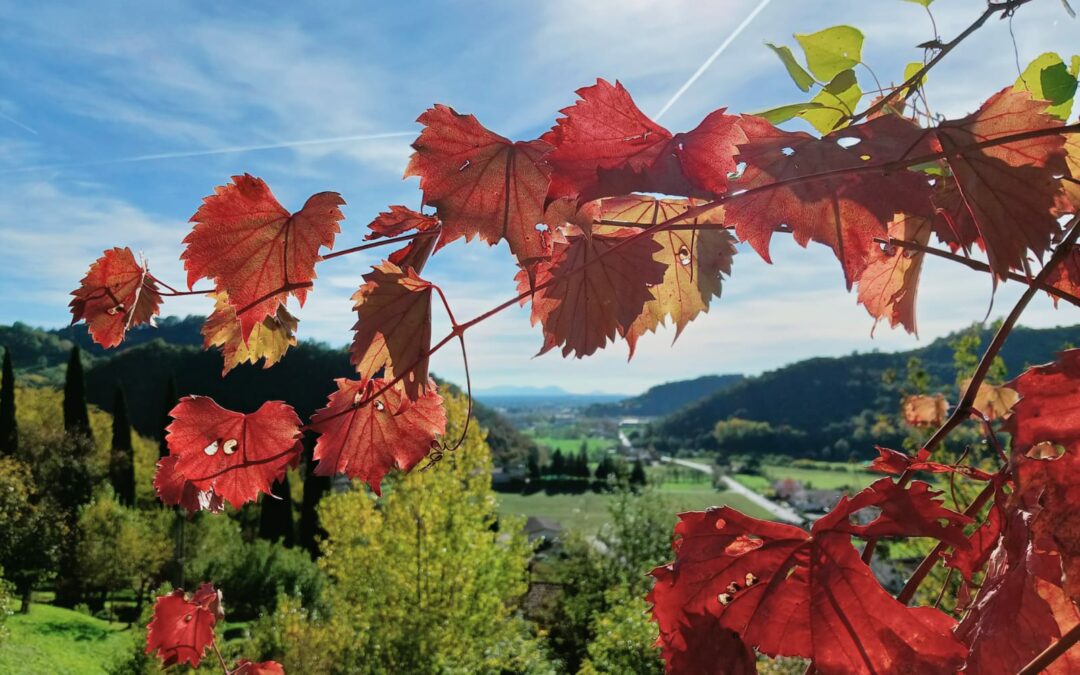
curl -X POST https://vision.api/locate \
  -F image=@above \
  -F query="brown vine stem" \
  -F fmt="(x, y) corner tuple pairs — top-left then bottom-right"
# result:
(876, 236), (1080, 308)
(1017, 621), (1080, 675)
(860, 212), (1080, 568)
(210, 637), (230, 674)
(321, 229), (439, 261)
(894, 481), (995, 605)
(848, 0), (1036, 125)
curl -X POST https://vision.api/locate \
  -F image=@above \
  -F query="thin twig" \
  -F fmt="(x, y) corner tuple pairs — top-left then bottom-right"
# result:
(850, 0), (1036, 125)
(1017, 621), (1080, 675)
(879, 236), (1080, 308)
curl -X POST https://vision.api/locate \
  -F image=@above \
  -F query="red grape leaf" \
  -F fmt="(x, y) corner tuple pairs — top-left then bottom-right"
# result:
(516, 228), (666, 358)
(902, 393), (948, 427)
(69, 247), (162, 348)
(1046, 244), (1080, 307)
(309, 378), (446, 494)
(656, 610), (757, 675)
(869, 447), (993, 481)
(1007, 350), (1080, 601)
(728, 114), (933, 288)
(857, 214), (931, 335)
(350, 262), (434, 401)
(202, 292), (297, 376)
(932, 88), (1068, 278)
(182, 174), (344, 341)
(153, 455), (224, 515)
(955, 506), (1080, 675)
(145, 583), (222, 667)
(364, 205), (439, 241)
(649, 479), (968, 674)
(234, 661), (286, 675)
(404, 105), (552, 267)
(543, 80), (744, 201)
(944, 488), (1005, 582)
(599, 196), (734, 356)
(166, 396), (303, 509)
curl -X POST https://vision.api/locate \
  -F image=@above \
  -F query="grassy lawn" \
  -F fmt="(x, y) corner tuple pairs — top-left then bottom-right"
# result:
(0, 603), (134, 674)
(733, 463), (880, 494)
(497, 484), (774, 535)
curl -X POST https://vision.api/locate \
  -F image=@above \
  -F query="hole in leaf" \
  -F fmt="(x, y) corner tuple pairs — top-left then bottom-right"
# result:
(374, 400), (386, 412)
(677, 244), (692, 266)
(781, 147), (795, 156)
(836, 137), (860, 149)
(222, 439), (238, 455)
(203, 441), (219, 456)
(458, 160), (470, 171)
(1027, 441), (1065, 459)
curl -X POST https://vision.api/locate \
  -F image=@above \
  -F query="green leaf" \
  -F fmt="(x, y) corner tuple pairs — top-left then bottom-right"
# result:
(795, 26), (864, 82)
(799, 69), (861, 133)
(766, 42), (815, 92)
(752, 101), (826, 125)
(903, 61), (926, 86)
(901, 0), (933, 7)
(1014, 52), (1079, 121)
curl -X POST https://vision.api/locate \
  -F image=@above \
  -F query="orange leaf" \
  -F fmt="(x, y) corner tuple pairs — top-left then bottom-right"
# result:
(857, 214), (932, 335)
(69, 247), (162, 348)
(903, 393), (948, 427)
(182, 174), (344, 341)
(517, 229), (665, 358)
(202, 292), (297, 375)
(933, 88), (1068, 278)
(405, 105), (552, 267)
(309, 378), (446, 494)
(350, 262), (434, 401)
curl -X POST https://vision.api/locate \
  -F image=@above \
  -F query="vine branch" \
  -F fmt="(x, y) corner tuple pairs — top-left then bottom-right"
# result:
(849, 0), (1036, 124)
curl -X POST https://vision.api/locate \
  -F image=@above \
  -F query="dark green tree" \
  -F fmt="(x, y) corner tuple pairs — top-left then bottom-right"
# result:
(630, 459), (647, 487)
(62, 345), (90, 436)
(594, 455), (613, 482)
(526, 446), (542, 482)
(550, 449), (565, 477)
(109, 385), (135, 506)
(0, 347), (16, 456)
(576, 443), (590, 478)
(298, 436), (329, 558)
(159, 375), (178, 460)
(259, 473), (296, 548)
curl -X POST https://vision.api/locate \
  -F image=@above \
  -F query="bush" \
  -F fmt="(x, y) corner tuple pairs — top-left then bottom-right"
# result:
(186, 515), (324, 621)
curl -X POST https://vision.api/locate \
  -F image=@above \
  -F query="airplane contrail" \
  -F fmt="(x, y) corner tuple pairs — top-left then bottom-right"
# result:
(654, 0), (774, 121)
(0, 110), (38, 135)
(3, 130), (416, 174)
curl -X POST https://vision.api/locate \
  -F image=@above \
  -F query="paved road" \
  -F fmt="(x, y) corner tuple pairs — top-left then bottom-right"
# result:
(660, 456), (805, 526)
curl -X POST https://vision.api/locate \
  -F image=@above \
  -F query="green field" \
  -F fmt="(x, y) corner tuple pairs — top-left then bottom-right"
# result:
(529, 435), (615, 457)
(497, 484), (774, 535)
(0, 603), (134, 674)
(735, 463), (880, 493)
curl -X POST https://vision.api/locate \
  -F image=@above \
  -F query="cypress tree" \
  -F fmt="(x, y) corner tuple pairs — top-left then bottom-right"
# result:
(62, 345), (90, 436)
(159, 376), (178, 460)
(259, 473), (295, 548)
(551, 449), (565, 477)
(526, 446), (542, 482)
(630, 458), (648, 487)
(298, 436), (329, 557)
(109, 385), (135, 506)
(0, 347), (17, 456)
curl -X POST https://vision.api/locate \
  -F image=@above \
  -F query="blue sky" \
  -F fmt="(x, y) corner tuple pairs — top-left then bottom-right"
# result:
(1, 0), (1077, 394)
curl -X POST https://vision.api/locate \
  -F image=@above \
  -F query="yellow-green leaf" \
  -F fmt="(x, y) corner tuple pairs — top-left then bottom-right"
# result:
(799, 69), (861, 133)
(766, 42), (815, 92)
(1014, 52), (1079, 120)
(752, 101), (826, 125)
(795, 26), (864, 82)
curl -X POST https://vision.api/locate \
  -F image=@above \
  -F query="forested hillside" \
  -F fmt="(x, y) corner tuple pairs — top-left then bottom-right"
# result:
(585, 374), (744, 417)
(645, 323), (1079, 459)
(1, 320), (535, 467)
